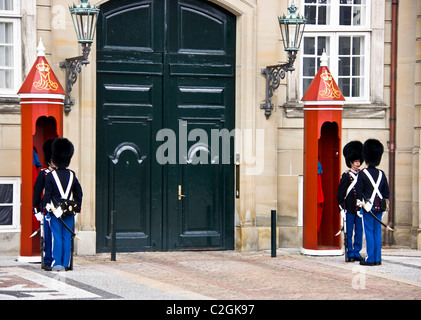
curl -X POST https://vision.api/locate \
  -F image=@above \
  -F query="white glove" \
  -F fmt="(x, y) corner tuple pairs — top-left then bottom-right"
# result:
(53, 206), (63, 218)
(35, 212), (43, 221)
(357, 199), (372, 212)
(46, 202), (63, 218)
(45, 203), (53, 212)
(362, 201), (372, 212)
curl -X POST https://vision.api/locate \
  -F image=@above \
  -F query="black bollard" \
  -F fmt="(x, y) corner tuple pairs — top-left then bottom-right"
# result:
(271, 210), (276, 257)
(111, 210), (116, 261)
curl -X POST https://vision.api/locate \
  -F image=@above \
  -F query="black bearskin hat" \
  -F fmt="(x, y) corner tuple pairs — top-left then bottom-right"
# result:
(42, 138), (55, 166)
(343, 140), (364, 168)
(52, 138), (74, 169)
(363, 139), (384, 167)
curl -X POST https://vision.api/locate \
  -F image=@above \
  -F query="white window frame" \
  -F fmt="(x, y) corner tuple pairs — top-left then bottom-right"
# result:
(0, 177), (21, 231)
(302, 0), (371, 30)
(0, 0), (20, 16)
(336, 32), (370, 101)
(299, 0), (371, 103)
(301, 31), (370, 102)
(0, 0), (22, 97)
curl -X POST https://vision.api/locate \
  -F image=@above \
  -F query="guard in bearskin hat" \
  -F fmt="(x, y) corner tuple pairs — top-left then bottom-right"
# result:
(337, 140), (364, 262)
(32, 138), (56, 270)
(43, 138), (83, 271)
(356, 139), (389, 266)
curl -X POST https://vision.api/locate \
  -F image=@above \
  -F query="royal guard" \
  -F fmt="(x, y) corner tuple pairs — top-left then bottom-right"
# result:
(33, 138), (56, 270)
(356, 139), (390, 266)
(337, 141), (364, 262)
(43, 138), (83, 271)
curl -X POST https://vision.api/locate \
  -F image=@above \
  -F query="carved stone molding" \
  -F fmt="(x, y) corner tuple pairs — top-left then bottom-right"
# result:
(282, 101), (388, 119)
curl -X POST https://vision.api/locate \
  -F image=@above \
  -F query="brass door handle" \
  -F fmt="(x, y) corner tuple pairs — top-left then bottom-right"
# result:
(178, 185), (186, 200)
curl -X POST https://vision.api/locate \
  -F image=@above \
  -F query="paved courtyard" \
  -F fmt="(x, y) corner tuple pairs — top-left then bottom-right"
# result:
(1, 247), (420, 302)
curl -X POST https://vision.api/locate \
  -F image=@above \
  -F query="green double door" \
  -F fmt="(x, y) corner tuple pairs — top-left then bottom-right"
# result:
(96, 0), (236, 252)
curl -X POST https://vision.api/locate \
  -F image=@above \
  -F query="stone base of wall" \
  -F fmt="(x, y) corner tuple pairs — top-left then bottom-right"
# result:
(0, 232), (20, 255)
(235, 226), (302, 251)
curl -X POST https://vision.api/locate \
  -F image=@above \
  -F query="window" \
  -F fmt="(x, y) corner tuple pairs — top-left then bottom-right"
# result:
(0, 0), (21, 96)
(0, 178), (21, 231)
(302, 35), (329, 93)
(338, 35), (366, 98)
(300, 0), (370, 101)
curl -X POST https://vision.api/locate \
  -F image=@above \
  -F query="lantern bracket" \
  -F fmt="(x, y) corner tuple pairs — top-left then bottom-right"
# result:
(59, 43), (92, 115)
(260, 51), (297, 119)
(260, 3), (306, 119)
(58, 0), (99, 115)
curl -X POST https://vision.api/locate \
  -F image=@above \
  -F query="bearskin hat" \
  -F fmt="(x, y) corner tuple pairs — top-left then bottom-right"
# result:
(42, 138), (55, 166)
(363, 139), (384, 167)
(52, 137), (74, 169)
(343, 140), (364, 168)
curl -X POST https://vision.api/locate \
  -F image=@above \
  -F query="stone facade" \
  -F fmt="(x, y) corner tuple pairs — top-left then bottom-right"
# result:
(0, 0), (419, 254)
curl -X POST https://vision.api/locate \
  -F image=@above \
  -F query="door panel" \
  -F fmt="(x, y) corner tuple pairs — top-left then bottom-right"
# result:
(166, 80), (235, 250)
(108, 132), (150, 250)
(165, 0), (235, 249)
(179, 120), (224, 248)
(96, 0), (235, 252)
(96, 72), (163, 252)
(167, 0), (235, 56)
(99, 0), (164, 53)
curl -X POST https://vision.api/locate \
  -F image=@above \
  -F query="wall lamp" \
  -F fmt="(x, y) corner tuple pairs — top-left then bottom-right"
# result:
(261, 3), (306, 119)
(59, 0), (100, 115)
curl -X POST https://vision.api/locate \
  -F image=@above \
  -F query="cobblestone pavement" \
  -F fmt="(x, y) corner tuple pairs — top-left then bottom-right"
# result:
(1, 247), (420, 301)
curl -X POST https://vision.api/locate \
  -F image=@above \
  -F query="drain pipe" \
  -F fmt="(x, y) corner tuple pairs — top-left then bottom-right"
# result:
(385, 0), (398, 246)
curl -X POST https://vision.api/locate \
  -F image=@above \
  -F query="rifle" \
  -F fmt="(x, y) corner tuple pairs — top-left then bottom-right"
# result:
(29, 226), (46, 268)
(29, 209), (43, 238)
(40, 215), (46, 269)
(335, 205), (348, 262)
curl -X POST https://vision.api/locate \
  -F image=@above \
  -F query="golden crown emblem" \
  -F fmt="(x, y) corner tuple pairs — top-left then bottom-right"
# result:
(320, 71), (333, 81)
(36, 61), (51, 73)
(33, 59), (58, 91)
(319, 71), (342, 99)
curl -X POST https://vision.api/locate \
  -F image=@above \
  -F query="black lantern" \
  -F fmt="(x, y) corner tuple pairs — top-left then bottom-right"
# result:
(261, 3), (306, 119)
(59, 0), (100, 114)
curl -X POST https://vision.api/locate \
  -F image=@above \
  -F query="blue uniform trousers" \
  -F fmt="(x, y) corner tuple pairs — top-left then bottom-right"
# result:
(43, 215), (53, 265)
(345, 212), (363, 258)
(49, 215), (73, 268)
(362, 209), (382, 263)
